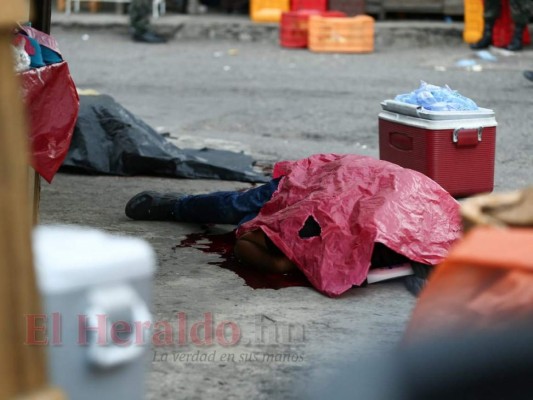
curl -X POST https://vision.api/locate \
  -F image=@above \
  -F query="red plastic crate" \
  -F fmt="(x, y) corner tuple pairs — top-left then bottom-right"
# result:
(492, 0), (531, 47)
(280, 10), (346, 48)
(291, 0), (327, 12)
(378, 102), (497, 198)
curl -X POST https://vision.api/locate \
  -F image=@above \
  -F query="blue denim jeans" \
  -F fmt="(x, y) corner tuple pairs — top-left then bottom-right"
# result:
(173, 178), (281, 225)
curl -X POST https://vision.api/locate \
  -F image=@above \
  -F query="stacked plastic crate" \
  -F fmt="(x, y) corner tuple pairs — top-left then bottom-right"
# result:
(280, 10), (322, 48)
(279, 0), (344, 48)
(307, 14), (374, 53)
(279, 0), (323, 47)
(278, 0), (374, 52)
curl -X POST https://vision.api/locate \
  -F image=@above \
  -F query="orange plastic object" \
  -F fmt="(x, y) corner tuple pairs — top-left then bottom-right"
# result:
(280, 10), (346, 48)
(463, 0), (484, 44)
(250, 0), (290, 23)
(308, 15), (374, 53)
(404, 227), (533, 344)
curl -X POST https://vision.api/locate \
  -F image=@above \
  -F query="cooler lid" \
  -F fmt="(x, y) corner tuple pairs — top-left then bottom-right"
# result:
(381, 100), (495, 120)
(33, 225), (156, 294)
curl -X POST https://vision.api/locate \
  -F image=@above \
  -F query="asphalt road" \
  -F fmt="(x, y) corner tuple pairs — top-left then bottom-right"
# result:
(40, 26), (533, 400)
(55, 27), (533, 190)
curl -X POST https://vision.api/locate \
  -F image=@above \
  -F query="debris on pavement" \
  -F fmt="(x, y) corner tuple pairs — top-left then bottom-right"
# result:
(455, 58), (477, 68)
(167, 134), (252, 154)
(489, 46), (516, 57)
(475, 50), (498, 62)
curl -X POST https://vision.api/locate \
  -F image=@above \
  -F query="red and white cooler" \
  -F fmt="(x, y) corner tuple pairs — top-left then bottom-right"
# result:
(378, 100), (497, 198)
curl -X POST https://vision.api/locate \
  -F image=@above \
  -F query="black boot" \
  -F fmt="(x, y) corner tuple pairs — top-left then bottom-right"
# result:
(506, 24), (525, 51)
(132, 31), (167, 44)
(470, 21), (494, 50)
(524, 70), (533, 82)
(125, 191), (185, 220)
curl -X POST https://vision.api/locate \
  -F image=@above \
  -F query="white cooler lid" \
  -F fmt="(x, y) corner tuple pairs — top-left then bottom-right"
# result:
(381, 99), (495, 120)
(33, 225), (156, 294)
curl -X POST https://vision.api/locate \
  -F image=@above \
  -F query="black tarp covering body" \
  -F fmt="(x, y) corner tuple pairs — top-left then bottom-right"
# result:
(62, 95), (268, 183)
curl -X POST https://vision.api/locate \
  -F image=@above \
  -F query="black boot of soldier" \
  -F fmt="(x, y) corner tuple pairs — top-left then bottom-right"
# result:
(506, 24), (525, 51)
(470, 21), (494, 50)
(133, 30), (167, 44)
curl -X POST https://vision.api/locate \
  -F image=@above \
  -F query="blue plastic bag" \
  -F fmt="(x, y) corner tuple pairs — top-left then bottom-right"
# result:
(395, 81), (479, 111)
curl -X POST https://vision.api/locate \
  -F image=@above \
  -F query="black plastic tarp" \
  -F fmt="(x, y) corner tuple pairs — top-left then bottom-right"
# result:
(61, 94), (269, 183)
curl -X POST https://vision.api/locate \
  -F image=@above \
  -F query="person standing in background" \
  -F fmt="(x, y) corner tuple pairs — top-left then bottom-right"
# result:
(470, 0), (532, 51)
(130, 0), (166, 43)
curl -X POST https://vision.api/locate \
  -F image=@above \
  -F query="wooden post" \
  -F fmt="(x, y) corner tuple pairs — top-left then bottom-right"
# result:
(89, 1), (100, 13)
(0, 1), (63, 399)
(56, 0), (67, 12)
(29, 0), (52, 34)
(28, 0), (50, 224)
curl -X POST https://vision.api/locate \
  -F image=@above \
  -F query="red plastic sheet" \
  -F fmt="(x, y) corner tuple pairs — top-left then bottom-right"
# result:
(20, 61), (79, 183)
(237, 154), (462, 297)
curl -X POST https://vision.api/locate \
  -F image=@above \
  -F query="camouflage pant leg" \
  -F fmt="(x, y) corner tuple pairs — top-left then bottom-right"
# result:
(484, 0), (532, 25)
(509, 0), (533, 25)
(483, 0), (502, 22)
(130, 0), (152, 34)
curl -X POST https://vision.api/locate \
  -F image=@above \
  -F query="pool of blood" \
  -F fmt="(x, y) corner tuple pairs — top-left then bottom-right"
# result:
(174, 230), (311, 290)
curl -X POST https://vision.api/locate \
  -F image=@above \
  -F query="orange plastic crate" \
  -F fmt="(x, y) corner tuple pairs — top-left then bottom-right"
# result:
(463, 0), (484, 44)
(251, 0), (290, 23)
(280, 10), (346, 48)
(308, 15), (374, 53)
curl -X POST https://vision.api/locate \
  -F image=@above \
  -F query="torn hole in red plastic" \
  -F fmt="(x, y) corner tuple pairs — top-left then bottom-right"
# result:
(298, 215), (321, 239)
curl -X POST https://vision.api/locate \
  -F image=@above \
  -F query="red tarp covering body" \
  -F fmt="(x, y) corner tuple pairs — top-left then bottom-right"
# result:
(237, 154), (462, 297)
(20, 61), (79, 183)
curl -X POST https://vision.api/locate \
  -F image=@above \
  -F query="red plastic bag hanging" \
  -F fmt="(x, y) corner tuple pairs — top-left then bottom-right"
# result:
(20, 61), (79, 183)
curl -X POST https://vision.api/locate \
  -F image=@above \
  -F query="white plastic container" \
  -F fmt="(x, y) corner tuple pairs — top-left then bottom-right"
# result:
(33, 225), (156, 400)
